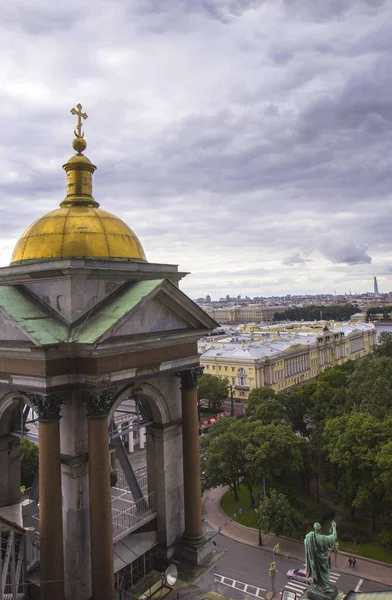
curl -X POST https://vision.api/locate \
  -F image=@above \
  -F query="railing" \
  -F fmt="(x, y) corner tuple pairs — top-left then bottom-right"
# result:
(116, 470), (148, 495)
(25, 531), (40, 571)
(112, 492), (156, 543)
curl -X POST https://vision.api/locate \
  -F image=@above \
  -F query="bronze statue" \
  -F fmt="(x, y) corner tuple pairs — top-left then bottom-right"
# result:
(304, 521), (337, 599)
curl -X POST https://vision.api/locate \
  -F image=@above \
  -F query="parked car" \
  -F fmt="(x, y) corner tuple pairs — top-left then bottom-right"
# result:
(286, 568), (311, 584)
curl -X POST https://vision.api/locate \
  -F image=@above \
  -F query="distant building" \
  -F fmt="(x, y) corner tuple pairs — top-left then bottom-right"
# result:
(199, 321), (376, 402)
(374, 276), (379, 295)
(201, 304), (286, 323)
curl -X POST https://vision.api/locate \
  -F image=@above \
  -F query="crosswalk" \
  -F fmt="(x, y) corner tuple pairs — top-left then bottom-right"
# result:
(283, 572), (340, 597)
(214, 573), (266, 599)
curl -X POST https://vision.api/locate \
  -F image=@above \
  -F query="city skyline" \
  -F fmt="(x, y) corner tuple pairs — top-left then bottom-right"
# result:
(1, 1), (392, 299)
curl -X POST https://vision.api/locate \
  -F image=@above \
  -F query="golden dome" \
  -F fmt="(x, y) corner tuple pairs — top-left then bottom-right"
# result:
(11, 205), (146, 264)
(10, 103), (146, 264)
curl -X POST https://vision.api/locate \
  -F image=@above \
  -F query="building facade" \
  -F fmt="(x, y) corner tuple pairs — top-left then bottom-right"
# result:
(202, 304), (286, 323)
(199, 322), (376, 401)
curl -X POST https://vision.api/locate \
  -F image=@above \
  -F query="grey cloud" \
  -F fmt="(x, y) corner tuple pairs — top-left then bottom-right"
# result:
(282, 0), (386, 20)
(319, 239), (372, 265)
(3, 1), (88, 34)
(1, 0), (391, 297)
(282, 253), (310, 266)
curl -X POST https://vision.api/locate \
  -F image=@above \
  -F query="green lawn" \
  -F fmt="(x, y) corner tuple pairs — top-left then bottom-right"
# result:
(338, 540), (392, 564)
(220, 485), (392, 564)
(221, 485), (259, 528)
(221, 485), (333, 533)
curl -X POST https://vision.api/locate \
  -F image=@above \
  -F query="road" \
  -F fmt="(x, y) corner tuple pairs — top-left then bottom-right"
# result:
(211, 536), (391, 599)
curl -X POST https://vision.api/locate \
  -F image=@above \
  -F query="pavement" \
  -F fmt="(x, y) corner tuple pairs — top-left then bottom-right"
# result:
(202, 487), (392, 588)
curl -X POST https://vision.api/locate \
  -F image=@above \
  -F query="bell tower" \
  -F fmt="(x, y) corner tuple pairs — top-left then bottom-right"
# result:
(0, 106), (217, 600)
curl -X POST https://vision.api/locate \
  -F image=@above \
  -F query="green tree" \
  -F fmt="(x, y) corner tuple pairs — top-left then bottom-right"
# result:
(20, 438), (39, 488)
(308, 362), (355, 427)
(373, 331), (392, 358)
(258, 489), (305, 536)
(202, 418), (310, 507)
(274, 304), (357, 322)
(278, 382), (316, 436)
(246, 397), (287, 425)
(198, 373), (229, 410)
(201, 419), (261, 506)
(201, 418), (243, 499)
(246, 387), (276, 419)
(245, 422), (309, 497)
(323, 413), (389, 528)
(347, 356), (392, 418)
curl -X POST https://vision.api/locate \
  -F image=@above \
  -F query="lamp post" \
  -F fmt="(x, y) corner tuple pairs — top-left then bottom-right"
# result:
(258, 511), (263, 547)
(229, 385), (234, 417)
(256, 498), (263, 546)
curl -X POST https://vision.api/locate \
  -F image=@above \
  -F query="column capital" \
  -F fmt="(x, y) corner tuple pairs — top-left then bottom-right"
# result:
(177, 367), (204, 391)
(26, 392), (64, 421)
(84, 388), (116, 418)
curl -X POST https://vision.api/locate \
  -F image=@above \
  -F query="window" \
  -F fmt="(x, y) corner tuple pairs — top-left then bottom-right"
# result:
(231, 377), (236, 385)
(225, 366), (228, 371)
(218, 366), (221, 371)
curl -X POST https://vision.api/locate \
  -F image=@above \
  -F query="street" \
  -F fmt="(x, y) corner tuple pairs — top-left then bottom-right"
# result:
(211, 536), (391, 599)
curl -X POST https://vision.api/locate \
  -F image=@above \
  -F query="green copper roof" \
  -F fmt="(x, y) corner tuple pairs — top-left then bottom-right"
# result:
(0, 286), (68, 345)
(70, 279), (164, 344)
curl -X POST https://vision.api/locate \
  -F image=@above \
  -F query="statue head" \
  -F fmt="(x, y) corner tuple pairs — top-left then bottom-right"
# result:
(314, 522), (321, 532)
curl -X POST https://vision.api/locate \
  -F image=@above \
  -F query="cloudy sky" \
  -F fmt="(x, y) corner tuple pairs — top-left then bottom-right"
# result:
(1, 0), (392, 300)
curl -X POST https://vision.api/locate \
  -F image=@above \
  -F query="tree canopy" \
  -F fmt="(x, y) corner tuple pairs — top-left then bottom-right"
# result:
(258, 489), (306, 536)
(273, 304), (357, 322)
(201, 334), (392, 545)
(198, 373), (229, 409)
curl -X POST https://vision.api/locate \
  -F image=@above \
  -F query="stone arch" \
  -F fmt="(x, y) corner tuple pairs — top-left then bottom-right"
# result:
(0, 390), (24, 437)
(109, 381), (172, 425)
(0, 390), (26, 510)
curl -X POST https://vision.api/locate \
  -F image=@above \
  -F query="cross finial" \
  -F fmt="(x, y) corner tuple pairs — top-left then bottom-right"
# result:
(70, 103), (88, 138)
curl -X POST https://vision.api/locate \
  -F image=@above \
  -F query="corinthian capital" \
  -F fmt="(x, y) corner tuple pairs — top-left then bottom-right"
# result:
(85, 388), (116, 418)
(177, 367), (204, 391)
(27, 393), (64, 421)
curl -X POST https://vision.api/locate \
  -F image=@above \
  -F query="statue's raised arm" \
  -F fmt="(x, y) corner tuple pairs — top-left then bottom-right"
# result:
(304, 521), (338, 600)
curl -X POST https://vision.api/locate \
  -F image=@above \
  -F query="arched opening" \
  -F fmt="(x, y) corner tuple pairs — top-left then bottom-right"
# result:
(109, 381), (177, 591)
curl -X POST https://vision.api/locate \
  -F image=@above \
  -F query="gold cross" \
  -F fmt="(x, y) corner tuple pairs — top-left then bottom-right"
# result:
(70, 103), (88, 138)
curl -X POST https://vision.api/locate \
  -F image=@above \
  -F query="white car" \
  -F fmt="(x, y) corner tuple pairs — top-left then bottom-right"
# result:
(286, 568), (311, 584)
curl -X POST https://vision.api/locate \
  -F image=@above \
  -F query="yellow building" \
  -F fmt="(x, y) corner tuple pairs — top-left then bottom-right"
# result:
(199, 322), (376, 401)
(201, 304), (286, 323)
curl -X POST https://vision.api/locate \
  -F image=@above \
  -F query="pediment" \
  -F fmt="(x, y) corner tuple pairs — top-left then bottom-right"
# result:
(71, 279), (218, 344)
(99, 297), (190, 341)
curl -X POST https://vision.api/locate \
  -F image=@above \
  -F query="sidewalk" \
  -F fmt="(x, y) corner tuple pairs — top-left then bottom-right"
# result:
(202, 487), (392, 587)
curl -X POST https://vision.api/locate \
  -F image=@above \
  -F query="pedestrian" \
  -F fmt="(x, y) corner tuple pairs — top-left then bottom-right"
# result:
(348, 557), (352, 568)
(352, 557), (356, 569)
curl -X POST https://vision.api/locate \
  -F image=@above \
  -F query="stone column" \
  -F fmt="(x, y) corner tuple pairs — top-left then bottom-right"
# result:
(85, 390), (115, 600)
(128, 428), (134, 453)
(146, 423), (184, 558)
(27, 393), (65, 600)
(139, 426), (146, 449)
(60, 393), (91, 600)
(178, 368), (204, 541)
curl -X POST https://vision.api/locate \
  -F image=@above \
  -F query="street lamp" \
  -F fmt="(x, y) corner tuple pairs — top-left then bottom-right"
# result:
(229, 385), (234, 417)
(256, 501), (263, 546)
